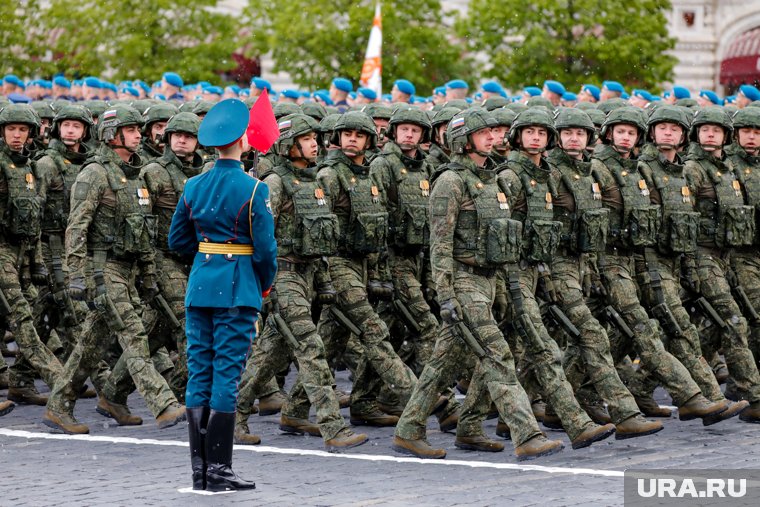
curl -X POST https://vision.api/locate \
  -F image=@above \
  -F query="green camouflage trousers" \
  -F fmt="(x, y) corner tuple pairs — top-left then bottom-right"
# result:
(590, 252), (700, 407)
(503, 264), (595, 441)
(395, 269), (541, 447)
(696, 248), (760, 404)
(237, 266), (346, 441)
(0, 244), (63, 389)
(316, 256), (417, 414)
(730, 250), (760, 371)
(552, 254), (640, 424)
(47, 260), (177, 418)
(634, 254), (724, 402)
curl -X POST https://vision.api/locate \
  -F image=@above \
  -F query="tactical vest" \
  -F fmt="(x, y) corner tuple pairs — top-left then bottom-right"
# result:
(386, 155), (430, 249)
(554, 160), (609, 254)
(151, 154), (202, 251)
(0, 149), (42, 241)
(692, 156), (755, 249)
(41, 142), (88, 233)
(267, 165), (339, 258)
(85, 156), (156, 259)
(451, 165), (522, 267)
(332, 162), (389, 255)
(643, 158), (700, 255)
(597, 149), (659, 249)
(731, 151), (760, 245)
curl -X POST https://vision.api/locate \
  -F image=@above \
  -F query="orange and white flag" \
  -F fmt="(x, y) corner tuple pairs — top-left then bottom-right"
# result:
(360, 3), (382, 98)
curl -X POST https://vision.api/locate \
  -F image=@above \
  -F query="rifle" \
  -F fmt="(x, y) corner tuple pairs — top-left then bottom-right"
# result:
(268, 289), (301, 350)
(596, 254), (635, 340)
(537, 263), (581, 340)
(48, 235), (78, 327)
(645, 253), (683, 338)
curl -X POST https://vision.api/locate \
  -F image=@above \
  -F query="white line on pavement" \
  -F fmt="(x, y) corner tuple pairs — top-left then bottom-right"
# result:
(0, 428), (624, 478)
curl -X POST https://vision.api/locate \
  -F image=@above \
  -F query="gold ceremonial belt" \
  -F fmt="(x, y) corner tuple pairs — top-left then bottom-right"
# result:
(198, 242), (254, 255)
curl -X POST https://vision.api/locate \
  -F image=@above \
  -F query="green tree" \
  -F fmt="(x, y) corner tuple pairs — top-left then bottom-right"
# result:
(41, 0), (238, 82)
(243, 0), (473, 92)
(457, 0), (676, 92)
(0, 1), (46, 76)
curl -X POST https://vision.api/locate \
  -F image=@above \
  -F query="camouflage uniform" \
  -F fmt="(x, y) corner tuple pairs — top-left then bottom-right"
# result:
(395, 151), (543, 448)
(498, 149), (598, 440)
(684, 117), (760, 408)
(104, 113), (206, 404)
(590, 118), (704, 408)
(547, 145), (641, 425)
(138, 102), (178, 163)
(0, 105), (64, 393)
(45, 107), (180, 428)
(315, 138), (417, 416)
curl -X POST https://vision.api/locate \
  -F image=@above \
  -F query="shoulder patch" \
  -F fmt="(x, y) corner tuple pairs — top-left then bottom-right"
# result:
(73, 182), (90, 200)
(265, 198), (273, 214)
(432, 196), (449, 216)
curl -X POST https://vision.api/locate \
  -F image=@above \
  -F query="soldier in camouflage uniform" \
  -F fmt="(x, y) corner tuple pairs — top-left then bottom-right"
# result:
(683, 107), (760, 423)
(393, 109), (564, 461)
(314, 111), (418, 427)
(139, 102), (179, 163)
(234, 114), (368, 451)
(99, 112), (206, 418)
(370, 106), (460, 430)
(498, 109), (617, 446)
(490, 107), (516, 165)
(360, 102), (392, 161)
(29, 101), (56, 158)
(43, 105), (186, 434)
(548, 107), (664, 438)
(589, 107), (729, 422)
(633, 105), (748, 424)
(0, 104), (65, 407)
(425, 107), (458, 170)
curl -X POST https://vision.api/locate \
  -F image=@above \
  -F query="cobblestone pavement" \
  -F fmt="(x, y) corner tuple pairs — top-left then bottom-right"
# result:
(1, 365), (758, 506)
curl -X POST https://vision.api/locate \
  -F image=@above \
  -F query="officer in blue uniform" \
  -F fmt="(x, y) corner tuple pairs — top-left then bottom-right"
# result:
(169, 98), (277, 492)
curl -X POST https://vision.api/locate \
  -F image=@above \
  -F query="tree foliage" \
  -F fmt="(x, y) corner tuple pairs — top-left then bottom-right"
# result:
(0, 1), (47, 75)
(243, 0), (474, 92)
(457, 0), (677, 91)
(26, 0), (238, 82)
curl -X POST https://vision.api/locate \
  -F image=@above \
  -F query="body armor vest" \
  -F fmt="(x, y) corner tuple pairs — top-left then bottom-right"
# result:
(552, 152), (609, 254)
(41, 140), (89, 233)
(642, 155), (699, 255)
(691, 154), (755, 249)
(330, 161), (388, 255)
(152, 152), (202, 251)
(0, 148), (42, 241)
(451, 164), (522, 267)
(85, 154), (156, 259)
(730, 150), (760, 245)
(384, 152), (430, 249)
(597, 147), (659, 249)
(268, 164), (339, 258)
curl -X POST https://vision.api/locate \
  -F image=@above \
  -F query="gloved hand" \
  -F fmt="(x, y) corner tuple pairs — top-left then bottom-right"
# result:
(590, 272), (607, 297)
(682, 266), (701, 294)
(493, 292), (508, 322)
(367, 279), (393, 301)
(69, 278), (86, 301)
(31, 263), (48, 287)
(316, 281), (337, 305)
(439, 298), (463, 325)
(139, 275), (159, 303)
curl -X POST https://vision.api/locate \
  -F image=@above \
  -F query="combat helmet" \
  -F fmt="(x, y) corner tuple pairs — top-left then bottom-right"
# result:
(387, 106), (432, 145)
(273, 102), (301, 120)
(553, 107), (597, 151)
(301, 101), (328, 121)
(447, 108), (497, 154)
(0, 103), (41, 140)
(731, 107), (760, 130)
(162, 112), (201, 143)
(98, 104), (144, 143)
(142, 102), (179, 139)
(689, 106), (733, 146)
(273, 113), (320, 158)
(329, 111), (377, 152)
(507, 108), (558, 152)
(600, 106), (647, 148)
(49, 104), (94, 143)
(645, 105), (690, 148)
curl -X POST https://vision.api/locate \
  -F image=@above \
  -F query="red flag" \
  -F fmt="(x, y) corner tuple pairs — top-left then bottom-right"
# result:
(246, 88), (279, 153)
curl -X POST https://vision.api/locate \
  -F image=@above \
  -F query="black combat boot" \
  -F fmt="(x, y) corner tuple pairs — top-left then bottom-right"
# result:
(187, 407), (209, 490)
(205, 410), (256, 492)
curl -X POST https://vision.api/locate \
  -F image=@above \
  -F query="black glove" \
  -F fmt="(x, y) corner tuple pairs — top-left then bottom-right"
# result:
(316, 281), (337, 305)
(493, 292), (508, 322)
(367, 279), (393, 301)
(31, 263), (48, 287)
(439, 298), (463, 325)
(682, 266), (701, 294)
(140, 275), (159, 303)
(69, 278), (86, 301)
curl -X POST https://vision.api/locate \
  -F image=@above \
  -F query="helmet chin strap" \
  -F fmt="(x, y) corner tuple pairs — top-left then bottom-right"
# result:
(700, 143), (720, 152)
(655, 142), (678, 151)
(110, 130), (139, 153)
(397, 142), (419, 151)
(612, 143), (633, 155)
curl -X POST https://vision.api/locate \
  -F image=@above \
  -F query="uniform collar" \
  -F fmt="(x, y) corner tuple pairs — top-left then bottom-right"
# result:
(214, 158), (245, 171)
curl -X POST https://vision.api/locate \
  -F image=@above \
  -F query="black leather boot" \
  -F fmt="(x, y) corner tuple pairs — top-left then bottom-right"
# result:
(205, 410), (256, 492)
(187, 407), (209, 490)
